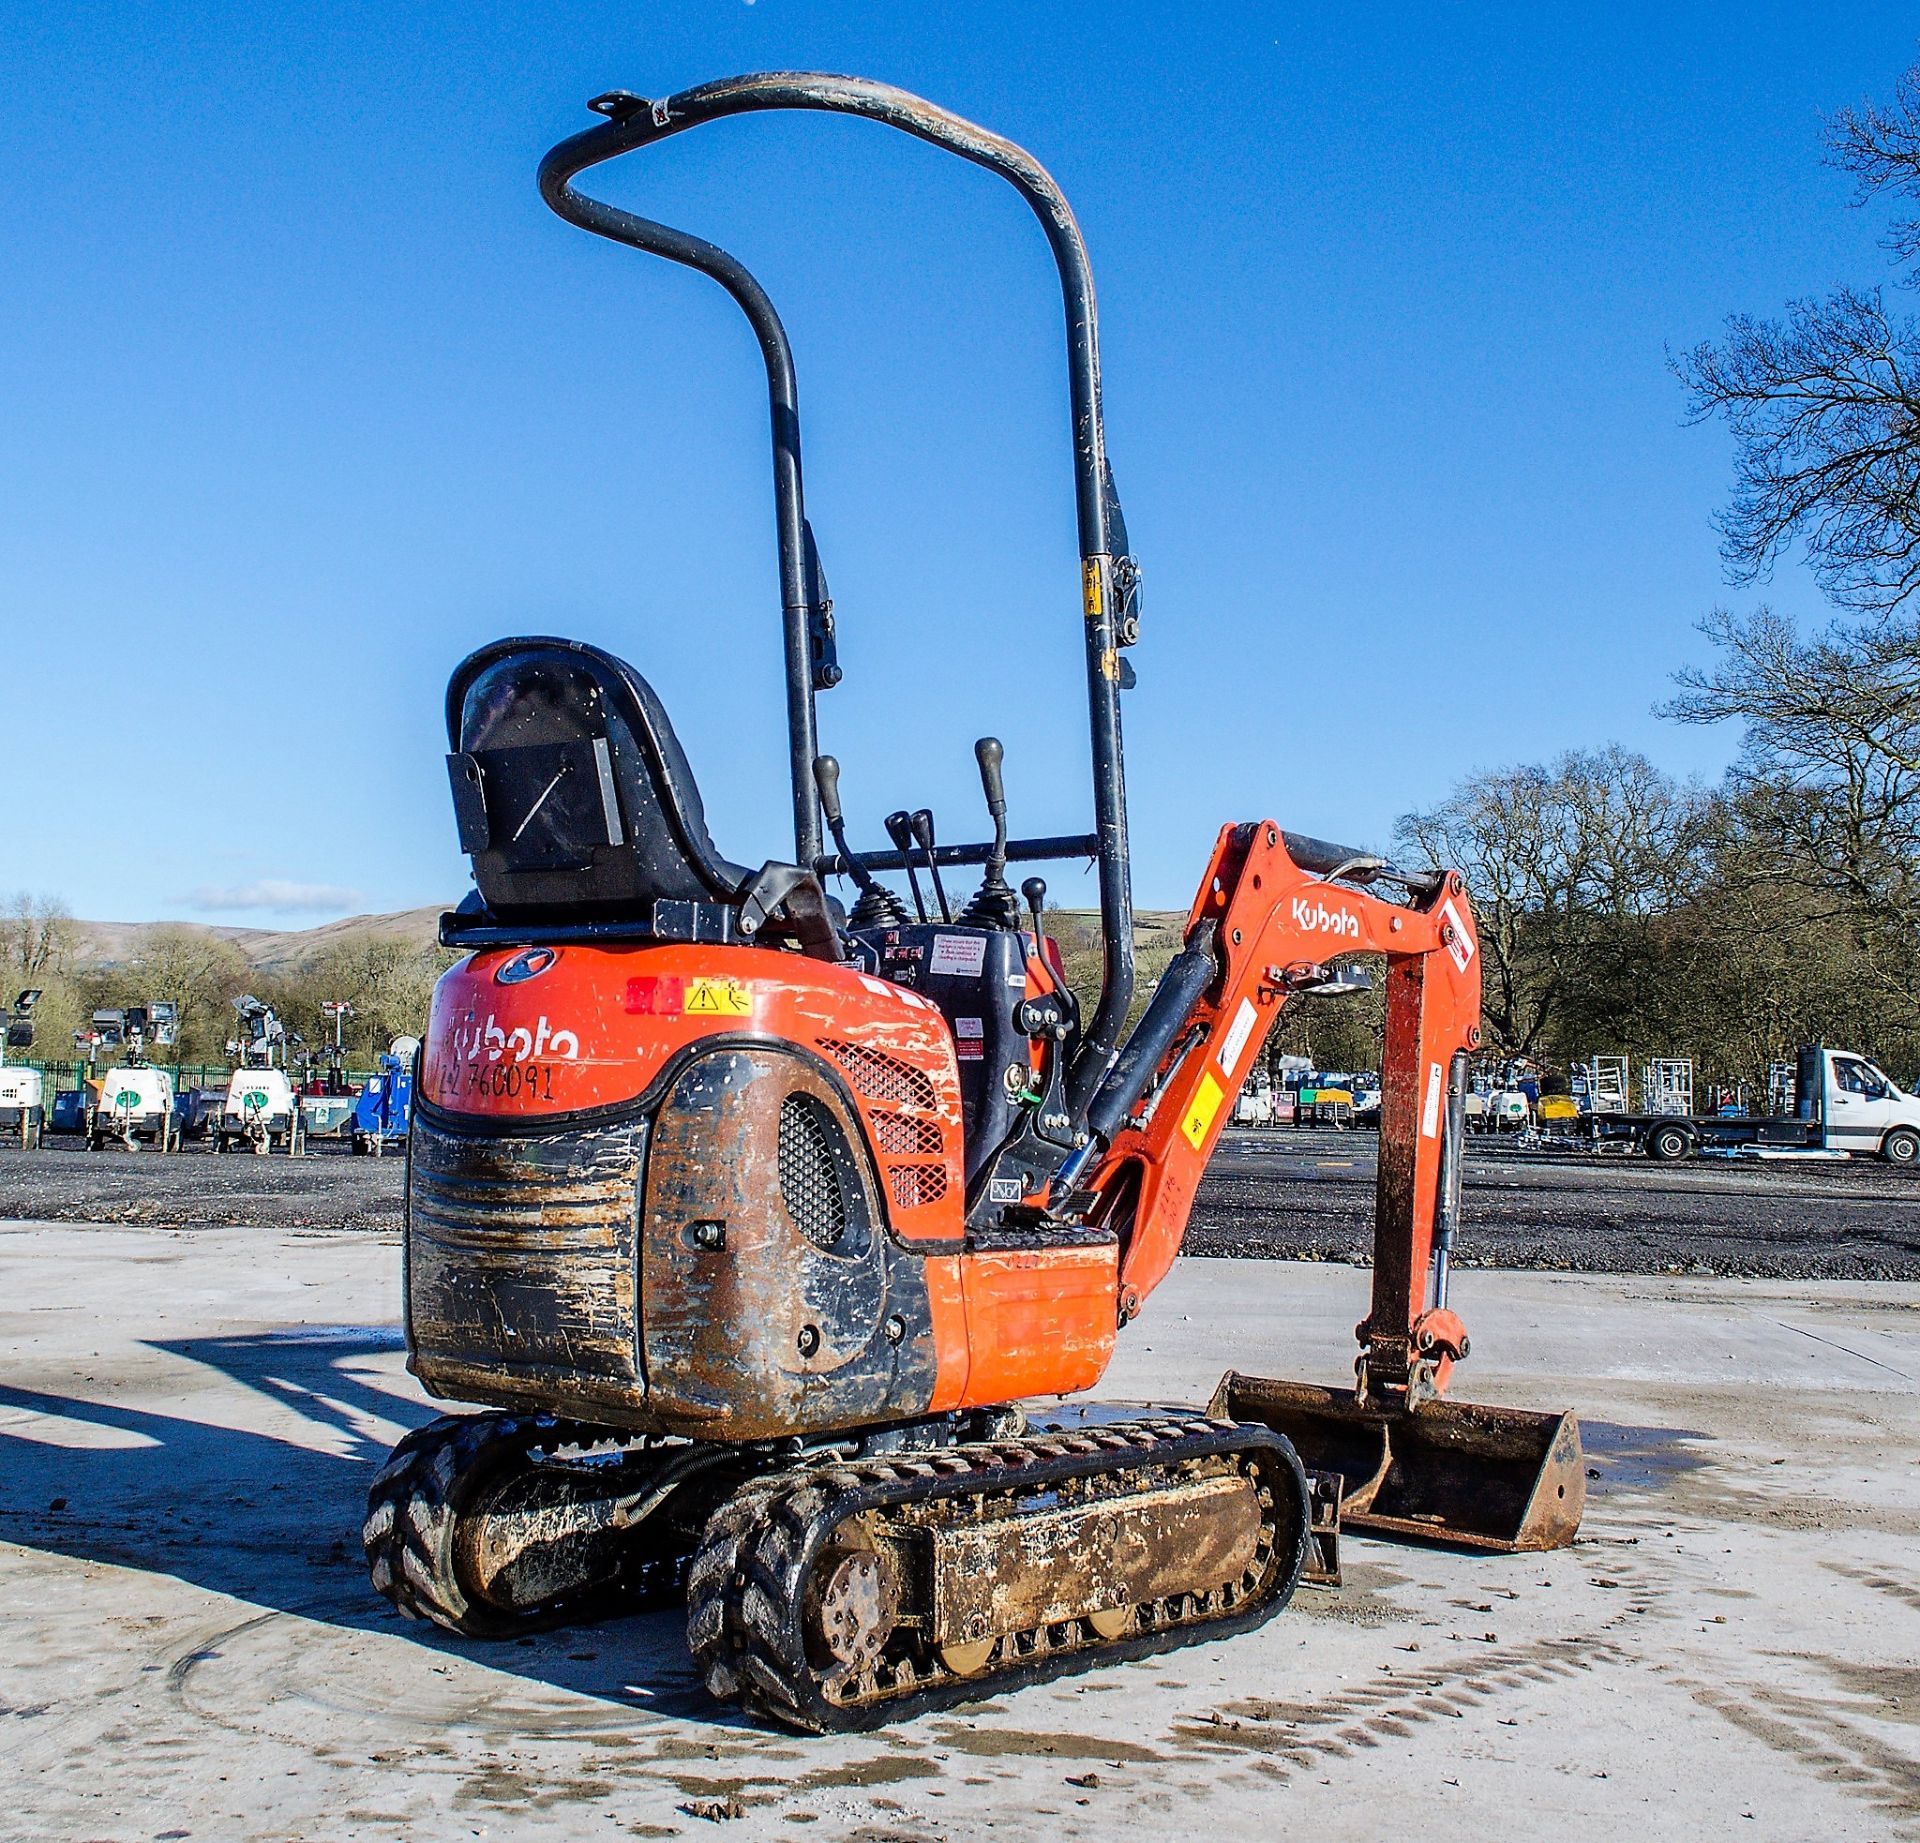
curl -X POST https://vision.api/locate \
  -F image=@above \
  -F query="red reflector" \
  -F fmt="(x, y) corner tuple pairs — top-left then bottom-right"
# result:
(625, 975), (684, 1016)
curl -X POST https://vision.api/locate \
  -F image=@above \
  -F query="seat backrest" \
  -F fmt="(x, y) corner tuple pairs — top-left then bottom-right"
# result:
(444, 637), (751, 921)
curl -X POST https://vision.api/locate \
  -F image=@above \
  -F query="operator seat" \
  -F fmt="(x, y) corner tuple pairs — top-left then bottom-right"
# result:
(441, 636), (840, 954)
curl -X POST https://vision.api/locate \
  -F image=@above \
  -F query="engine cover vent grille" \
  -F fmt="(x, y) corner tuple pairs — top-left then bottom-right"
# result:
(819, 1039), (937, 1112)
(888, 1163), (950, 1210)
(779, 1092), (849, 1250)
(868, 1110), (944, 1157)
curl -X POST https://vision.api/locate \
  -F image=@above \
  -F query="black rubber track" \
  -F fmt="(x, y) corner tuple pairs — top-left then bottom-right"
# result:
(687, 1415), (1314, 1733)
(362, 1411), (687, 1638)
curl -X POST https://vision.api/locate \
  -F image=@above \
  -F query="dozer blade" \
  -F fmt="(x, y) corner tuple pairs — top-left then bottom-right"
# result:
(1210, 1372), (1585, 1553)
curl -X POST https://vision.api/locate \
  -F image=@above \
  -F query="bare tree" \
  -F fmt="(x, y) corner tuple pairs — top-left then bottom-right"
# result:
(1673, 63), (1920, 615)
(120, 927), (252, 1062)
(1665, 606), (1920, 942)
(0, 893), (76, 982)
(1395, 748), (1705, 1056)
(292, 940), (450, 1061)
(1829, 63), (1920, 271)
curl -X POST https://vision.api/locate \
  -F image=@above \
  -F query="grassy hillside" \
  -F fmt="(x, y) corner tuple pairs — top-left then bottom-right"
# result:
(66, 904), (1186, 988)
(68, 908), (444, 974)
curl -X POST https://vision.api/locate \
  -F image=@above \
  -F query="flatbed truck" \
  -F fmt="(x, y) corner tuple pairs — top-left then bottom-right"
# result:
(1584, 1045), (1920, 1165)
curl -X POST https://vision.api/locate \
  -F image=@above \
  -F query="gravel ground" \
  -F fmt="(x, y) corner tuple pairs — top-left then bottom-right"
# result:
(0, 1135), (404, 1232)
(1191, 1127), (1920, 1279)
(4, 1124), (1919, 1278)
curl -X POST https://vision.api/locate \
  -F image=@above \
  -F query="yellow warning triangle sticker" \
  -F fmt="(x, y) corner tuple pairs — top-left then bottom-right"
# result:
(687, 977), (752, 1017)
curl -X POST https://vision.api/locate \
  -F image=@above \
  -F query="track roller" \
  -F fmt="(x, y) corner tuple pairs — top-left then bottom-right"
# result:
(687, 1415), (1313, 1732)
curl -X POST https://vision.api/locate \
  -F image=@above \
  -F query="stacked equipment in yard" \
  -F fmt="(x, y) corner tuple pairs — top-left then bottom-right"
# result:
(214, 998), (299, 1154)
(349, 1039), (415, 1155)
(0, 1068), (44, 1147)
(1639, 1058), (1693, 1117)
(0, 990), (44, 1147)
(88, 1066), (175, 1150)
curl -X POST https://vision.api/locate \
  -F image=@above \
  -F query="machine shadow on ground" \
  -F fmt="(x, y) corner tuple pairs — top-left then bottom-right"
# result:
(0, 1330), (734, 1725)
(0, 1327), (1726, 1734)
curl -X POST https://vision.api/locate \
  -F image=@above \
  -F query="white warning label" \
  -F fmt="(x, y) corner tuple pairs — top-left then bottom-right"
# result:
(929, 932), (987, 978)
(1439, 897), (1476, 974)
(1217, 997), (1259, 1081)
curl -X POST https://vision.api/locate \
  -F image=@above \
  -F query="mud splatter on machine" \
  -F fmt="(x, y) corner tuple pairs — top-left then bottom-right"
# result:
(364, 73), (1583, 1732)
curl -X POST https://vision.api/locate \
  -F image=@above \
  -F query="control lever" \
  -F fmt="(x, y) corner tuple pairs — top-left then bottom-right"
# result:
(812, 753), (848, 842)
(977, 738), (1009, 877)
(813, 757), (908, 928)
(1022, 877), (1075, 1026)
(1012, 875), (1073, 1043)
(908, 808), (952, 923)
(1023, 876), (1048, 946)
(884, 810), (928, 922)
(957, 738), (1021, 928)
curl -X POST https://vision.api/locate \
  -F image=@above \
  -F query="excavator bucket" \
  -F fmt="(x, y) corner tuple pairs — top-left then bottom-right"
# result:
(1210, 1372), (1585, 1553)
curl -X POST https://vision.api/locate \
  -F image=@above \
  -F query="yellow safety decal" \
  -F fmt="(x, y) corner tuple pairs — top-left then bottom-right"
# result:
(687, 977), (753, 1017)
(1082, 556), (1104, 618)
(1181, 1072), (1226, 1151)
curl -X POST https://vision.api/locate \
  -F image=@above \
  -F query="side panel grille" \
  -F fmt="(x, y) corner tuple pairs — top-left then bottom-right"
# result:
(888, 1164), (950, 1210)
(868, 1110), (944, 1156)
(779, 1092), (850, 1250)
(819, 1039), (938, 1111)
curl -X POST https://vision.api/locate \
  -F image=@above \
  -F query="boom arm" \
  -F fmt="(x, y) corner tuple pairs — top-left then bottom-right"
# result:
(1080, 823), (1482, 1405)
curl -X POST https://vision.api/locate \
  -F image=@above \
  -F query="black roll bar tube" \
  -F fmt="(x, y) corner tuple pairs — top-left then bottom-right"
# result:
(538, 103), (827, 871)
(537, 72), (1139, 1117)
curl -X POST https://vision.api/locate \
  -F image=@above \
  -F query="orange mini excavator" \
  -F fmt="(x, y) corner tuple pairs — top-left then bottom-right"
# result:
(364, 73), (1584, 1732)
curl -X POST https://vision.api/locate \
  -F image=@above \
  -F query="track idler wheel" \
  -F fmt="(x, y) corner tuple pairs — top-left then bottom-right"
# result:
(362, 1412), (694, 1638)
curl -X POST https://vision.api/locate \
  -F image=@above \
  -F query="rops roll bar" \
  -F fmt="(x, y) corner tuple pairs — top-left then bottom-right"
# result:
(538, 72), (1142, 1108)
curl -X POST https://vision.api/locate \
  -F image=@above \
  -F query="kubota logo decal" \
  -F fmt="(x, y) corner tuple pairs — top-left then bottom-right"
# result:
(495, 947), (558, 985)
(1291, 895), (1360, 939)
(449, 1012), (581, 1063)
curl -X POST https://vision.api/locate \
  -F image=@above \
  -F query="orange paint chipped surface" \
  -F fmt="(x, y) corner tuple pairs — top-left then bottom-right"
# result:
(956, 1244), (1117, 1407)
(421, 942), (967, 1244)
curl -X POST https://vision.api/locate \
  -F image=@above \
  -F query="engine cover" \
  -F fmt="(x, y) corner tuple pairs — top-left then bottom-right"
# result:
(405, 942), (966, 1439)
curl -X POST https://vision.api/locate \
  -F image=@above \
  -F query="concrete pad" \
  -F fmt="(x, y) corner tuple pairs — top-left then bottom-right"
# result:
(2, 1222), (1917, 1841)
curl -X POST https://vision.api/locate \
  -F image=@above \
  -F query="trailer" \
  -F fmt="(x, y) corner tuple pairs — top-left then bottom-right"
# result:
(171, 1087), (228, 1141)
(88, 1066), (176, 1150)
(349, 1039), (416, 1155)
(215, 1067), (299, 1154)
(1583, 1045), (1920, 1164)
(1231, 1067), (1278, 1125)
(300, 1092), (359, 1140)
(214, 997), (300, 1153)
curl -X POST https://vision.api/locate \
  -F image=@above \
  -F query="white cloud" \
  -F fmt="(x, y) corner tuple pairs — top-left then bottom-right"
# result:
(187, 879), (363, 914)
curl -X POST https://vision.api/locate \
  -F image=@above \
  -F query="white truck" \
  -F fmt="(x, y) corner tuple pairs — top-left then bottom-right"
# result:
(1584, 1044), (1920, 1164)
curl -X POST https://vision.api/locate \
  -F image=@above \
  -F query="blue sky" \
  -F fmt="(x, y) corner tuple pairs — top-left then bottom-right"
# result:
(4, 3), (1915, 924)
